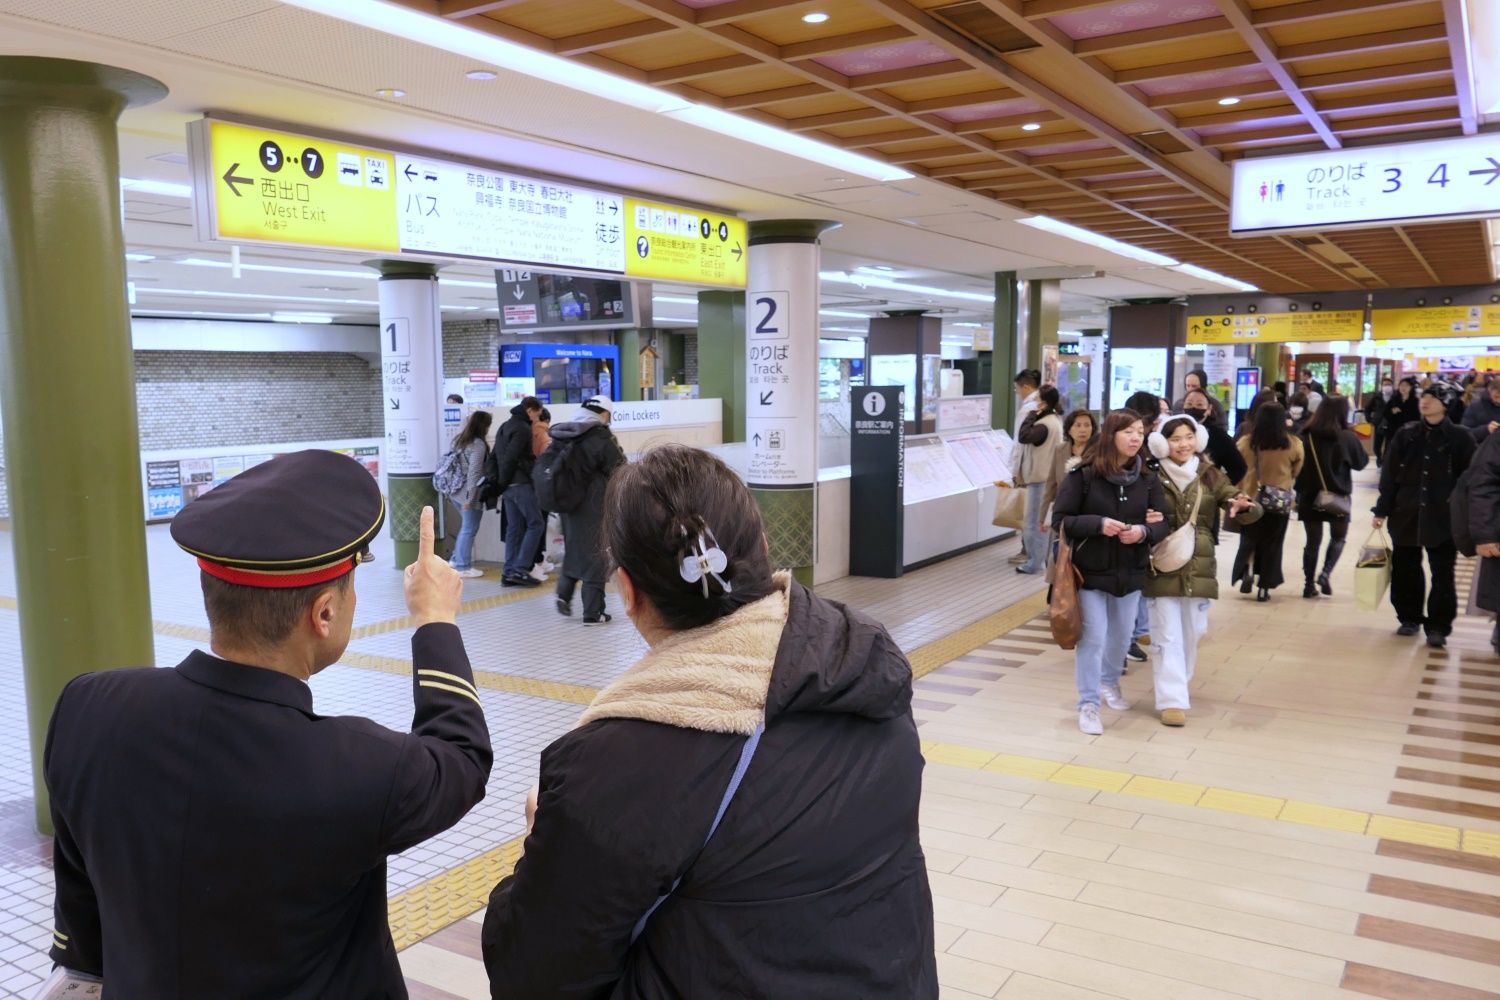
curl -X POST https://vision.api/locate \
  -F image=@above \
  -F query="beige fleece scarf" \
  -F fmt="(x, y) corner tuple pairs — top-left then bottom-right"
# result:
(577, 572), (791, 736)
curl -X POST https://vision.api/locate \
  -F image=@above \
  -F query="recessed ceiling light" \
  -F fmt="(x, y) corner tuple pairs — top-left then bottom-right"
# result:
(465, 69), (497, 81)
(375, 88), (407, 99)
(1217, 97), (1241, 106)
(1021, 122), (1042, 131)
(802, 11), (830, 23)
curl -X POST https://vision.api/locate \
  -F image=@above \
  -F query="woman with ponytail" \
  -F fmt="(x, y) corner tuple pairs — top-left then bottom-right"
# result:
(483, 445), (937, 998)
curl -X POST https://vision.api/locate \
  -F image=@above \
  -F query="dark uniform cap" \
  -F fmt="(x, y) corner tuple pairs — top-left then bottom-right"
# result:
(170, 450), (385, 588)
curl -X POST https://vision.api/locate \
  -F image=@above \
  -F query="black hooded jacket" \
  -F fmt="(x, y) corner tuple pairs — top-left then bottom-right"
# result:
(481, 581), (937, 999)
(492, 402), (538, 492)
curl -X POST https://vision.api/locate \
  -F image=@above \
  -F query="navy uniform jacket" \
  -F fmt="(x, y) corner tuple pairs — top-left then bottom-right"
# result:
(45, 623), (492, 999)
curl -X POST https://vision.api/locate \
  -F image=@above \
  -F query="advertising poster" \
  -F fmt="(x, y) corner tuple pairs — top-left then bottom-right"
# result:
(212, 456), (245, 484)
(352, 446), (381, 478)
(180, 458), (214, 484)
(242, 454), (275, 469)
(147, 488), (184, 520)
(146, 461), (181, 490)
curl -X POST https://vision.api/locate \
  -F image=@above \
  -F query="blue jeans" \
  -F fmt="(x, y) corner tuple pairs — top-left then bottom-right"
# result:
(1076, 588), (1140, 709)
(502, 483), (544, 576)
(452, 506), (483, 570)
(1020, 483), (1047, 572)
(1133, 593), (1150, 641)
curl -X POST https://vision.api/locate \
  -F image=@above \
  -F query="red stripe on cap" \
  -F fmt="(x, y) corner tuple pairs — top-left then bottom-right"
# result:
(198, 557), (355, 589)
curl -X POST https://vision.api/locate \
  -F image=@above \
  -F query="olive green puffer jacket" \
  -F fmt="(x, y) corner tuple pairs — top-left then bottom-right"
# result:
(1144, 464), (1262, 600)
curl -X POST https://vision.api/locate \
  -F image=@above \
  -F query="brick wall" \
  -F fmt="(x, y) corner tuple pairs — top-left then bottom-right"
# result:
(443, 319), (503, 378)
(684, 333), (699, 385)
(0, 350), (381, 518)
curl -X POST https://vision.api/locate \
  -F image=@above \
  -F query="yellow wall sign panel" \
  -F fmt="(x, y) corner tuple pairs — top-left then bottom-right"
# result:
(201, 120), (399, 253)
(1187, 310), (1364, 344)
(624, 198), (747, 288)
(1371, 305), (1500, 340)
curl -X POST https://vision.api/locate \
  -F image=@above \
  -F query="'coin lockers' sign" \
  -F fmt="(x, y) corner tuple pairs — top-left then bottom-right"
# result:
(188, 117), (746, 288)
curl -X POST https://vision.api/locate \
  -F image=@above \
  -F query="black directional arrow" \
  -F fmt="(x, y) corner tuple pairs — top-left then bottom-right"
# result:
(753, 432), (763, 446)
(222, 163), (253, 197)
(389, 397), (401, 411)
(759, 390), (774, 405)
(731, 242), (744, 261)
(1470, 158), (1500, 185)
(404, 163), (419, 182)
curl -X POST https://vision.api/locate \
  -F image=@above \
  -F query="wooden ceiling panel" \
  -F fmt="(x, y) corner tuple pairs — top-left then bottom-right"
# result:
(436, 0), (1483, 292)
(487, 0), (644, 36)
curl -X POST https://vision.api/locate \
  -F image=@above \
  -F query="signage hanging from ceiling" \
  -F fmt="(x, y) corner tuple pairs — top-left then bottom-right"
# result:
(1370, 285), (1500, 340)
(187, 117), (746, 288)
(1229, 134), (1500, 237)
(1187, 310), (1365, 344)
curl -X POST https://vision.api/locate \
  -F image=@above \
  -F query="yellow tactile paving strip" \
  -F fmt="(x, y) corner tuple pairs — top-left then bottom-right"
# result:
(906, 591), (1050, 679)
(387, 835), (525, 949)
(351, 582), (556, 639)
(919, 737), (1500, 859)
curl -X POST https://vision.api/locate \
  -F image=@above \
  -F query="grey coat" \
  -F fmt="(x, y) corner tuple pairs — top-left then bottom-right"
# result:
(550, 417), (626, 582)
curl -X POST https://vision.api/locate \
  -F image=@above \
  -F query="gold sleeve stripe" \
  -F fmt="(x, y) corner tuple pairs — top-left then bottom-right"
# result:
(418, 679), (483, 708)
(416, 669), (480, 700)
(52, 931), (68, 941)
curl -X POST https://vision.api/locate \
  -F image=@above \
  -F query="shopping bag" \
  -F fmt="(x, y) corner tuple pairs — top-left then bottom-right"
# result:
(1354, 524), (1393, 612)
(1049, 529), (1083, 649)
(992, 482), (1026, 529)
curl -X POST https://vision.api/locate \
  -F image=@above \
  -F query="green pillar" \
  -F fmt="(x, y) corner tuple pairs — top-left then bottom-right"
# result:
(372, 260), (444, 571)
(615, 328), (643, 402)
(1027, 279), (1061, 373)
(991, 271), (1019, 430)
(698, 290), (746, 442)
(0, 58), (165, 834)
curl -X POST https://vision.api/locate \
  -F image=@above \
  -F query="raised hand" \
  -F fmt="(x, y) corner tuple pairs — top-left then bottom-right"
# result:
(403, 506), (464, 626)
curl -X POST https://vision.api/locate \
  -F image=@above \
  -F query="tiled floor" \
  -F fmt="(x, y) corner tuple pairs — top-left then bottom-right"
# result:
(4, 466), (1500, 999)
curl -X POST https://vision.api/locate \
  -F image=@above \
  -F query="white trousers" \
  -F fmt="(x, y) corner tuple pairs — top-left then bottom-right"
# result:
(1148, 596), (1210, 710)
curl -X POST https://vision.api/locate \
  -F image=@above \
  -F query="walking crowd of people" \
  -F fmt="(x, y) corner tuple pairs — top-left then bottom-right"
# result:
(1011, 367), (1500, 735)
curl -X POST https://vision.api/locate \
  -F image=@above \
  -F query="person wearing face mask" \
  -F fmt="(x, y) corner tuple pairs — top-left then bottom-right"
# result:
(1295, 395), (1367, 598)
(1182, 388), (1246, 485)
(1172, 370), (1223, 424)
(1233, 402), (1304, 602)
(1367, 377), (1395, 465)
(1143, 416), (1259, 726)
(1286, 391), (1311, 434)
(1373, 388), (1476, 648)
(1051, 410), (1170, 735)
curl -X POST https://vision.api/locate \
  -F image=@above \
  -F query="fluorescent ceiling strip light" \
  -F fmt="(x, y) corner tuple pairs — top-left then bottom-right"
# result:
(819, 308), (871, 318)
(120, 178), (194, 199)
(653, 295), (700, 305)
(133, 309), (276, 320)
(819, 271), (995, 304)
(125, 253), (155, 263)
(1016, 216), (1179, 268)
(277, 0), (911, 183)
(140, 287), (380, 306)
(1172, 263), (1258, 292)
(271, 311), (337, 324)
(178, 257), (494, 289)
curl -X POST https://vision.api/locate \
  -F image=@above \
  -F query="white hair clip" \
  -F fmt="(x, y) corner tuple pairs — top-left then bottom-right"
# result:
(679, 529), (733, 598)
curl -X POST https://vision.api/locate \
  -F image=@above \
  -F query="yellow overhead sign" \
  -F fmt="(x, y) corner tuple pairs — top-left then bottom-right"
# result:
(1187, 310), (1364, 344)
(625, 198), (748, 288)
(1371, 305), (1500, 340)
(189, 118), (748, 288)
(200, 120), (398, 253)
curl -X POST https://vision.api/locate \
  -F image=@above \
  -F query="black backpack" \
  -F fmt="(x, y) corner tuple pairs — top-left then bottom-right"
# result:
(533, 437), (590, 513)
(477, 447), (503, 509)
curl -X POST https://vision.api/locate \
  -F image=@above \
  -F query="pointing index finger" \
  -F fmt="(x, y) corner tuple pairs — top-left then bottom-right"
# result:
(418, 505), (435, 559)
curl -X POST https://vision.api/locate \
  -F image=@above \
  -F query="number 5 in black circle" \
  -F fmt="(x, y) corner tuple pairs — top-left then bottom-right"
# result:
(259, 140), (284, 172)
(301, 148), (325, 179)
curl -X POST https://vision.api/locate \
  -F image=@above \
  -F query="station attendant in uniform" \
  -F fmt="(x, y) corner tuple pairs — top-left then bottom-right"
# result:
(42, 450), (493, 999)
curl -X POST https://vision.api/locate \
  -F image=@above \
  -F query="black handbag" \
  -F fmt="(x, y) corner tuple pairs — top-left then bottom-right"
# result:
(1252, 449), (1295, 515)
(1306, 435), (1352, 519)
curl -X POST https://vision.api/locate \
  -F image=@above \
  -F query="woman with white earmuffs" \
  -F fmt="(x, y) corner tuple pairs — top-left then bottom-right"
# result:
(1142, 415), (1261, 727)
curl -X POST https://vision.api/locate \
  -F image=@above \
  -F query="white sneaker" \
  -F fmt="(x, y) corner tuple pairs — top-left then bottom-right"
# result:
(1101, 684), (1131, 711)
(1078, 704), (1104, 735)
(456, 568), (484, 579)
(529, 563), (548, 581)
